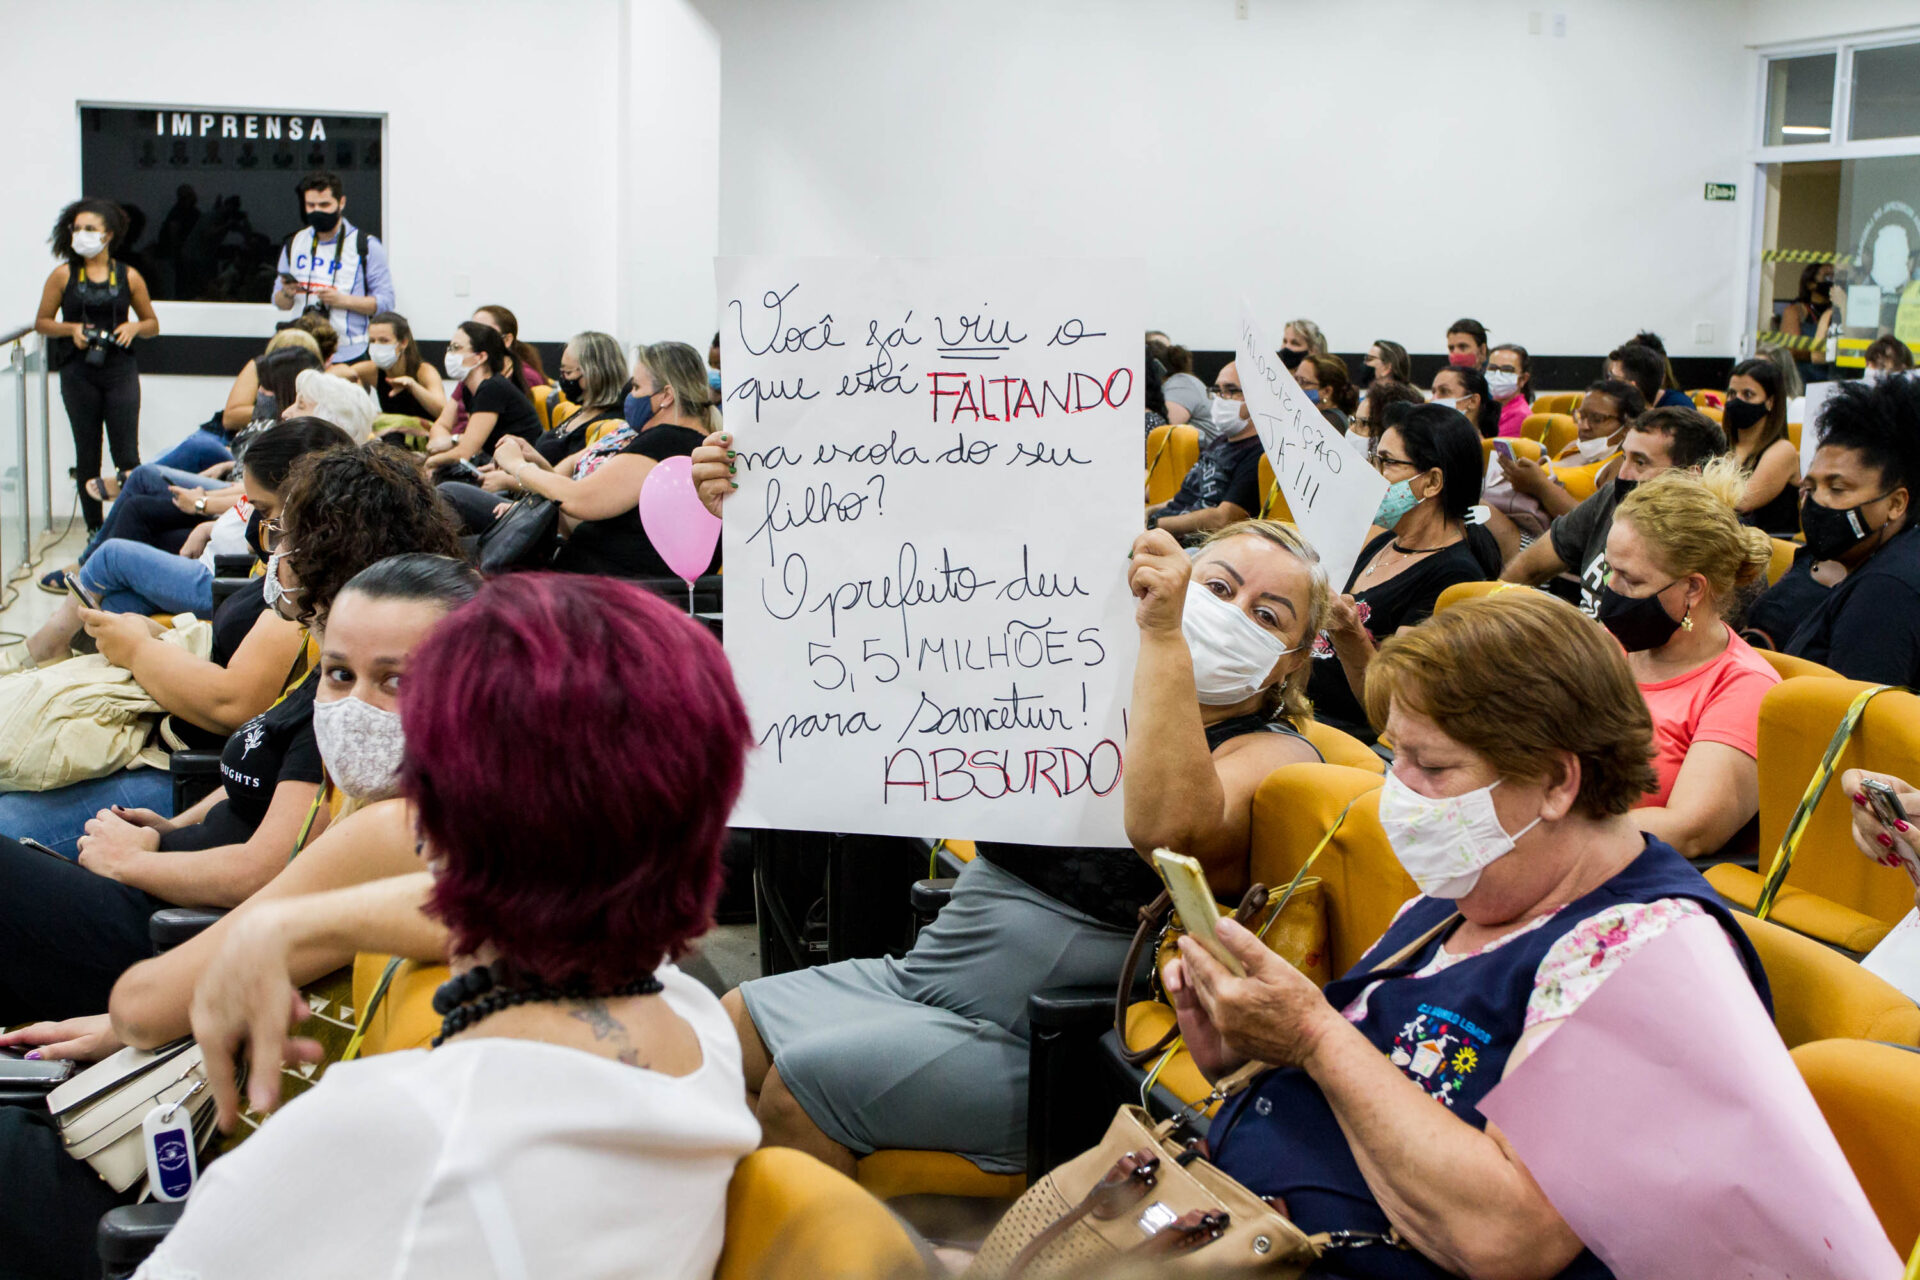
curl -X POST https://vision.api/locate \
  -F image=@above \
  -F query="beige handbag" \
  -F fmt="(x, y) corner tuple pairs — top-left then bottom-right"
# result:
(47, 1038), (220, 1194)
(969, 1082), (1377, 1278)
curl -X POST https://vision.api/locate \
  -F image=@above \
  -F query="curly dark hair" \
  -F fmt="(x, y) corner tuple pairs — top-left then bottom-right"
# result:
(278, 443), (464, 628)
(50, 198), (130, 264)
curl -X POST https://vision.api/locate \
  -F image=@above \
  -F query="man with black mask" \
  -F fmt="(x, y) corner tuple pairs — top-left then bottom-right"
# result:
(1748, 376), (1920, 684)
(271, 171), (393, 363)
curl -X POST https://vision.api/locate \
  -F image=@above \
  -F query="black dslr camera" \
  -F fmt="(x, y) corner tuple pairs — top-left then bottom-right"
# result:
(80, 325), (112, 367)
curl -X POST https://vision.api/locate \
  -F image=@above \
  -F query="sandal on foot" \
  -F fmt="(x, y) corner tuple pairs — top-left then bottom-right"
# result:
(83, 470), (129, 503)
(37, 568), (75, 595)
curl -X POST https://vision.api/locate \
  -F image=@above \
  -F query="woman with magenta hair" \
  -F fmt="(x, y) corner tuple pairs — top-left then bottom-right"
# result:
(136, 574), (761, 1280)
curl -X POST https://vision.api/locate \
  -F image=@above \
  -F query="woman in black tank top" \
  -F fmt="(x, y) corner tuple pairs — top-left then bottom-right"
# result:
(34, 199), (158, 530)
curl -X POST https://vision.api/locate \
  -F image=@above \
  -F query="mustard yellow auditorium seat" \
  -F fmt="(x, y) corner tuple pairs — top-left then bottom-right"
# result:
(1790, 1039), (1920, 1258)
(1756, 650), (1840, 682)
(1480, 437), (1547, 467)
(1255, 455), (1294, 522)
(1532, 392), (1584, 417)
(1145, 424), (1199, 506)
(1537, 413), (1579, 459)
(1734, 916), (1920, 1048)
(1121, 763), (1407, 1111)
(1687, 389), (1725, 410)
(1301, 718), (1387, 775)
(855, 1149), (1025, 1202)
(1707, 680), (1920, 952)
(720, 1148), (926, 1280)
(1765, 537), (1799, 587)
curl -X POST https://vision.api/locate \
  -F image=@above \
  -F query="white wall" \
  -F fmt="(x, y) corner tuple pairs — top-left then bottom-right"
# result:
(705, 0), (1761, 359)
(0, 0), (717, 521)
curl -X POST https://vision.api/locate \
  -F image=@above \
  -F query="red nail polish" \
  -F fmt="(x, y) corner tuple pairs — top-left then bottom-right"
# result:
(1899, 821), (1912, 833)
(1879, 833), (1896, 848)
(1853, 793), (1868, 806)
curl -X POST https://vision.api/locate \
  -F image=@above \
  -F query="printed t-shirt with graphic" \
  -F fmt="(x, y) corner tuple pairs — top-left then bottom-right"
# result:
(1546, 480), (1625, 616)
(272, 220), (395, 361)
(1159, 432), (1262, 519)
(161, 670), (322, 852)
(1636, 629), (1779, 808)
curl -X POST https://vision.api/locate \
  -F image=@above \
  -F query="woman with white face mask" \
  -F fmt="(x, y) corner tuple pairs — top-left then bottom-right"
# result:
(1163, 591), (1770, 1280)
(422, 321), (542, 478)
(335, 311), (447, 431)
(0, 555), (479, 1278)
(1498, 377), (1648, 525)
(689, 434), (1335, 1177)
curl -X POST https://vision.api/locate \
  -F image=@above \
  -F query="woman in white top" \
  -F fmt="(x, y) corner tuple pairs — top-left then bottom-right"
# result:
(138, 572), (761, 1280)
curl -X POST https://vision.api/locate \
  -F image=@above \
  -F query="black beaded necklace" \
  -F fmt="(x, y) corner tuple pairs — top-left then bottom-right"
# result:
(430, 964), (665, 1048)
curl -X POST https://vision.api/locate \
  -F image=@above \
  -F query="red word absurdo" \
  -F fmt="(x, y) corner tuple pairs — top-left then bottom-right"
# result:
(882, 741), (1123, 803)
(927, 369), (1133, 423)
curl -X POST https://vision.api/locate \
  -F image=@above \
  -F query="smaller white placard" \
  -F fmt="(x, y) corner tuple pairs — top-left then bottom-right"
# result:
(1862, 907), (1920, 1006)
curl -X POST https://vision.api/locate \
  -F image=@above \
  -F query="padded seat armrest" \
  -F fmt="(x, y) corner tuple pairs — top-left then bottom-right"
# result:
(909, 878), (956, 916)
(150, 906), (228, 953)
(98, 1202), (187, 1275)
(1026, 984), (1118, 1030)
(212, 554), (255, 578)
(169, 748), (224, 815)
(209, 576), (252, 608)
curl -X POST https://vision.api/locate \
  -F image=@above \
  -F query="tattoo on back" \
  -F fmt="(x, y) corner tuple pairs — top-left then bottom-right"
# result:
(571, 999), (647, 1069)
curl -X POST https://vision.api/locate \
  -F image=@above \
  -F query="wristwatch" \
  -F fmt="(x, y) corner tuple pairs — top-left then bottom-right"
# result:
(193, 496), (207, 515)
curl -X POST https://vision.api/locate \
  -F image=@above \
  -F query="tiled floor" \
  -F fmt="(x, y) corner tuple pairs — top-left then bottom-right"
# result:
(0, 524), (87, 650)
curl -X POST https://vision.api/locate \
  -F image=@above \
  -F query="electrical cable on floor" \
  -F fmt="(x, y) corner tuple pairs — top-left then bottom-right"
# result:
(0, 496), (86, 646)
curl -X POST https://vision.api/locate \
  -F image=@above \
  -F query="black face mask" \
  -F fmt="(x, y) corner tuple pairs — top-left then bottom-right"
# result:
(556, 373), (584, 403)
(1722, 397), (1768, 436)
(1800, 491), (1892, 561)
(245, 509), (270, 564)
(304, 208), (342, 234)
(1354, 363), (1376, 390)
(1279, 348), (1307, 371)
(1612, 476), (1639, 501)
(1598, 579), (1684, 653)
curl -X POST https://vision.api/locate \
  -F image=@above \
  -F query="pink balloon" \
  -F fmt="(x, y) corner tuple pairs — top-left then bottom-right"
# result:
(638, 455), (722, 584)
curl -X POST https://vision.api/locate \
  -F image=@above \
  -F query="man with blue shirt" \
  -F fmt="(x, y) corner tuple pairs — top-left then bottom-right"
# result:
(271, 171), (393, 363)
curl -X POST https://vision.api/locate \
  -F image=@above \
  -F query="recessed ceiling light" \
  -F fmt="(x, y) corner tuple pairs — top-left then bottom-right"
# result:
(1781, 125), (1832, 135)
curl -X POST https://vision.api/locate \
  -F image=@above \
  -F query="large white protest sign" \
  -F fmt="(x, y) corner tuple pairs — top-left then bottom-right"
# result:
(1797, 379), (1841, 479)
(1236, 303), (1388, 584)
(718, 258), (1141, 845)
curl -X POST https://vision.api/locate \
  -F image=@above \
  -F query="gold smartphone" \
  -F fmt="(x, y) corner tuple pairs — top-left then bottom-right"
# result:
(1151, 849), (1245, 978)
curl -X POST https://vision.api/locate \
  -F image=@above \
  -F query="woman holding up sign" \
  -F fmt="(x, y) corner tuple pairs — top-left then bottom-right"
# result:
(694, 429), (1329, 1176)
(1310, 404), (1494, 745)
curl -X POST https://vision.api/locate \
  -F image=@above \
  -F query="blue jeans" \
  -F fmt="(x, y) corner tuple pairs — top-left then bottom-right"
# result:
(0, 769), (176, 859)
(78, 540), (212, 615)
(154, 428), (232, 473)
(81, 464), (222, 564)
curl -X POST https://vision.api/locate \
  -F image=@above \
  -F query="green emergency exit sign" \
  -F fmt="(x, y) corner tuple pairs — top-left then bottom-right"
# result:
(1705, 183), (1737, 202)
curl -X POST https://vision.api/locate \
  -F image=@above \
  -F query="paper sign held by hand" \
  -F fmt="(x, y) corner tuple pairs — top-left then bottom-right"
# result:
(1235, 302), (1388, 586)
(717, 258), (1141, 846)
(1481, 913), (1899, 1280)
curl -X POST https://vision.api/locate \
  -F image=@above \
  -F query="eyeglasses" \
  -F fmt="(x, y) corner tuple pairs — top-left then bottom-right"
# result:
(1211, 384), (1245, 400)
(1576, 410), (1620, 428)
(260, 517), (286, 549)
(1372, 451), (1417, 474)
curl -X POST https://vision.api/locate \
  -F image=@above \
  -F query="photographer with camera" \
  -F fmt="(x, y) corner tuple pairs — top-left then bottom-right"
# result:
(270, 172), (393, 364)
(35, 198), (159, 531)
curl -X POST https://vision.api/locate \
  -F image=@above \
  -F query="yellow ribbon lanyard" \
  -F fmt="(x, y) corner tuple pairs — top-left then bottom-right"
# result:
(1905, 1232), (1920, 1280)
(339, 957), (405, 1064)
(1139, 792), (1359, 1109)
(1754, 684), (1896, 920)
(1260, 478), (1281, 520)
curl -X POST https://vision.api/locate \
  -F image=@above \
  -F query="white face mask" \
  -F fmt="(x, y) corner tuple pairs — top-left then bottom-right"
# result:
(368, 343), (400, 370)
(1377, 772), (1542, 898)
(1180, 579), (1295, 707)
(312, 694), (408, 800)
(1346, 429), (1375, 461)
(1203, 396), (1244, 441)
(1574, 434), (1616, 464)
(262, 550), (305, 621)
(1485, 369), (1520, 400)
(1430, 396), (1459, 411)
(71, 230), (107, 258)
(444, 351), (475, 382)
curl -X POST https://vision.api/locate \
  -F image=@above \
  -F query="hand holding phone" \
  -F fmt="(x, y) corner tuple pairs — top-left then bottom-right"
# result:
(1492, 440), (1515, 462)
(17, 837), (66, 861)
(1153, 849), (1245, 978)
(69, 578), (102, 611)
(1863, 778), (1920, 886)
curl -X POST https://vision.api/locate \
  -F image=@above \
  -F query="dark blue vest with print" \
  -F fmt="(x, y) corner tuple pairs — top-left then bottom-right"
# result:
(1207, 837), (1769, 1279)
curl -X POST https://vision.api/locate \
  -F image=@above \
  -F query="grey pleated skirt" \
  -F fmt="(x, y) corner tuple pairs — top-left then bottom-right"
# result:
(737, 856), (1136, 1173)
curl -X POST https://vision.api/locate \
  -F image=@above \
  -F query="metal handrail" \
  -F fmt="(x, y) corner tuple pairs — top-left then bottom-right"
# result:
(0, 323), (34, 347)
(1, 324), (57, 584)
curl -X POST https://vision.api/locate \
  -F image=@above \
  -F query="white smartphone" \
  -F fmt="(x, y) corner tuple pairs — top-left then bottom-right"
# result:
(1152, 849), (1245, 978)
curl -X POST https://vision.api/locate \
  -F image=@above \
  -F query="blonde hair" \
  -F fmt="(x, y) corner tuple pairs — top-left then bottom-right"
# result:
(1365, 592), (1658, 817)
(1614, 457), (1774, 602)
(1195, 519), (1331, 725)
(1283, 318), (1329, 356)
(265, 328), (322, 359)
(636, 340), (717, 431)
